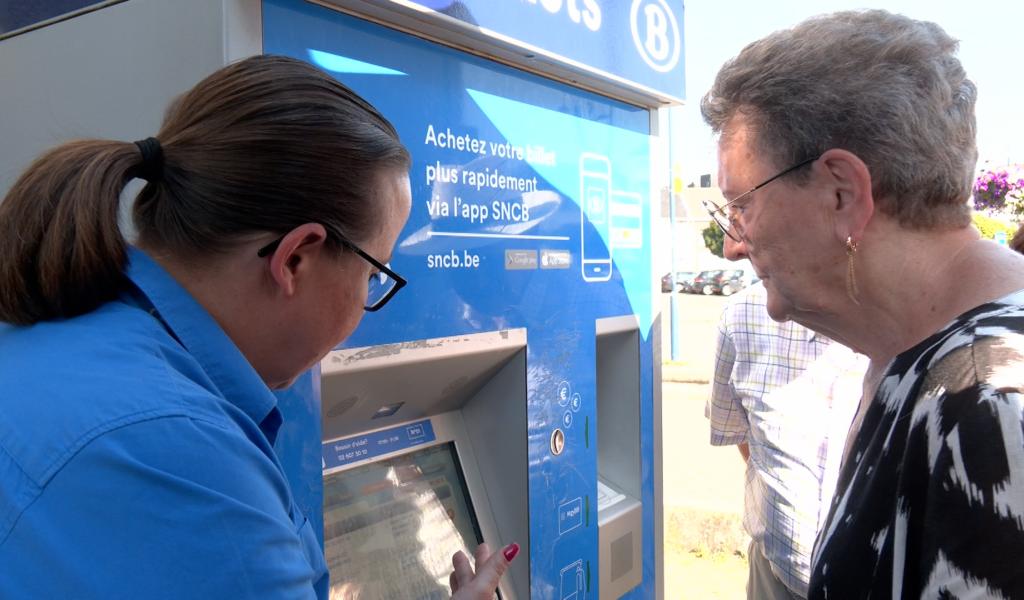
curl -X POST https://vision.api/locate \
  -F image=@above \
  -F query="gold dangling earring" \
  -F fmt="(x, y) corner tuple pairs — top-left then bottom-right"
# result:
(846, 236), (861, 305)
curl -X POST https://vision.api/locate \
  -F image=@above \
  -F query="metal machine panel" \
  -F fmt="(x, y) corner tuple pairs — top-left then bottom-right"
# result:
(264, 2), (660, 596)
(0, 0), (229, 195)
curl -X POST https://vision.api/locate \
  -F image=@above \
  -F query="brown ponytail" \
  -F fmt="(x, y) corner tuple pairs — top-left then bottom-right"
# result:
(0, 140), (142, 325)
(0, 54), (410, 326)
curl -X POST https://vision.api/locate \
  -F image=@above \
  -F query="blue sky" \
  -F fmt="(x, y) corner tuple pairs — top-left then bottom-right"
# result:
(673, 0), (1024, 185)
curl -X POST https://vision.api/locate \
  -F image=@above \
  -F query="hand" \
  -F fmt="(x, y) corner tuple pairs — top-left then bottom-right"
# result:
(449, 542), (519, 599)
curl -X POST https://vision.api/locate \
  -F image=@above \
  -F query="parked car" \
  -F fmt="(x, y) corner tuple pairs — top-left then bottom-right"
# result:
(690, 269), (724, 295)
(675, 271), (700, 292)
(661, 270), (697, 293)
(710, 269), (749, 296)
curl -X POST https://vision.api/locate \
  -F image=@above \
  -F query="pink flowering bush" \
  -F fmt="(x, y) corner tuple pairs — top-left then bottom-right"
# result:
(973, 168), (1024, 213)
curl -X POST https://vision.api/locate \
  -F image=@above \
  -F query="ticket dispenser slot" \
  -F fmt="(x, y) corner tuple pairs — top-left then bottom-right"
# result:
(595, 316), (643, 599)
(320, 329), (529, 599)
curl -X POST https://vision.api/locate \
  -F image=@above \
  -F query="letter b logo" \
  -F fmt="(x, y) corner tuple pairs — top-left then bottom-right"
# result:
(630, 0), (680, 73)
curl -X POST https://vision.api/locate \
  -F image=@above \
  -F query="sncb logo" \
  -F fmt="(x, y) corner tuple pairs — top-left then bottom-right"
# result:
(630, 0), (680, 73)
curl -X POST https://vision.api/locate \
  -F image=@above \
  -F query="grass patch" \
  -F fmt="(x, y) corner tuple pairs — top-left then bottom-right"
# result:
(664, 506), (749, 599)
(666, 505), (747, 559)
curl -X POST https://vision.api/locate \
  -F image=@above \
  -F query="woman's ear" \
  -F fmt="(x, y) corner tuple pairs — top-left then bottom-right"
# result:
(819, 148), (874, 243)
(265, 223), (329, 297)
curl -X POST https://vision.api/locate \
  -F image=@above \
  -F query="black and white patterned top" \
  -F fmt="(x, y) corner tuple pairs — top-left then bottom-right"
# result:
(808, 290), (1024, 599)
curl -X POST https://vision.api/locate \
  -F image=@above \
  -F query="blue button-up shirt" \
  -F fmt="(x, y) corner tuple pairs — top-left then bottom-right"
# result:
(0, 248), (328, 598)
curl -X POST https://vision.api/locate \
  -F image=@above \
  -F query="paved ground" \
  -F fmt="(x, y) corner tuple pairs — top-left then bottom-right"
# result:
(658, 291), (749, 599)
(660, 292), (729, 381)
(662, 381), (743, 515)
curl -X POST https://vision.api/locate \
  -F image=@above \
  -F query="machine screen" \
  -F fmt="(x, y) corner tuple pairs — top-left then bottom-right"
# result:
(323, 442), (486, 599)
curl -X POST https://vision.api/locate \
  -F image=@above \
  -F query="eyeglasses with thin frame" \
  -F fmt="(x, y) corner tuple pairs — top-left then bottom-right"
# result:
(257, 234), (407, 312)
(702, 155), (820, 242)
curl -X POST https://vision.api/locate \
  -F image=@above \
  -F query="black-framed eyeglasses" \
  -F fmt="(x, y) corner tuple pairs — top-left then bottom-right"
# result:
(257, 234), (407, 312)
(702, 155), (820, 242)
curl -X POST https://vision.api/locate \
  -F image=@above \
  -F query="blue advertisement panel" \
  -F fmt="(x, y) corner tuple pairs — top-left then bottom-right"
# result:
(405, 0), (685, 100)
(264, 0), (656, 597)
(264, 0), (652, 346)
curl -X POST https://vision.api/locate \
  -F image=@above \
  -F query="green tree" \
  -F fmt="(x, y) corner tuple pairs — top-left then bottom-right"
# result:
(702, 222), (724, 258)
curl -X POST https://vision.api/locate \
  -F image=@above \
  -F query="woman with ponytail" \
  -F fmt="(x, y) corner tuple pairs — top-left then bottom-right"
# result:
(0, 55), (514, 599)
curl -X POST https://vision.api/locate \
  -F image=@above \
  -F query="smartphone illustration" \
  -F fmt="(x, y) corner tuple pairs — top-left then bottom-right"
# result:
(579, 153), (612, 282)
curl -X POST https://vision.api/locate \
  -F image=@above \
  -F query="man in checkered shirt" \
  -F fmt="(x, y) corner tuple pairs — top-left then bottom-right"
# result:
(706, 280), (867, 599)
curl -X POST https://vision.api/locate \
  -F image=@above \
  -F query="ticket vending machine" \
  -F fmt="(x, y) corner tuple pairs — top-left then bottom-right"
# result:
(1, 1), (683, 598)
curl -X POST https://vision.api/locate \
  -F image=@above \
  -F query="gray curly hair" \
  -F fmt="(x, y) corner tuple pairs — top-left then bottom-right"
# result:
(701, 9), (977, 229)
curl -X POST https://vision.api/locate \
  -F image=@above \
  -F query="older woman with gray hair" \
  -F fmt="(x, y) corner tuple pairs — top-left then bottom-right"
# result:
(701, 9), (1024, 599)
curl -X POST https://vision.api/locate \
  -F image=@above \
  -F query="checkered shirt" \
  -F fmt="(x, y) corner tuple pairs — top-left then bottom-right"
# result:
(705, 283), (867, 598)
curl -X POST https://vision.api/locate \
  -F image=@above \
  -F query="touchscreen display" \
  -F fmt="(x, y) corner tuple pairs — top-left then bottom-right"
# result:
(324, 442), (485, 600)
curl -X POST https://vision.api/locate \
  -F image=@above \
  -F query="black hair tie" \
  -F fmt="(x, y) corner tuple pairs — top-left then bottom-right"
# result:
(133, 137), (164, 183)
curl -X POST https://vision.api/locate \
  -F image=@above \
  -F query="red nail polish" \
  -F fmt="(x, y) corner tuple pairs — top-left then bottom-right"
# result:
(503, 543), (520, 562)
